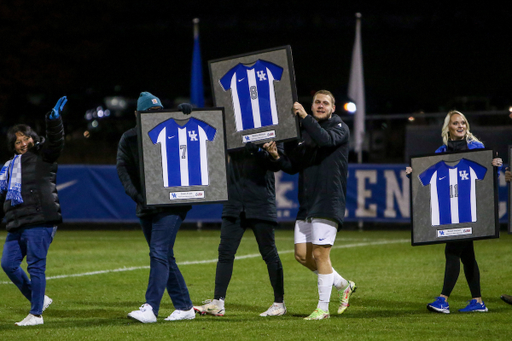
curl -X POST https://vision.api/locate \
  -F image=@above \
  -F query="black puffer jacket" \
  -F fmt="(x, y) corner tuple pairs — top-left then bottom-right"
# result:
(116, 127), (191, 218)
(222, 145), (282, 223)
(1, 114), (65, 231)
(277, 114), (350, 229)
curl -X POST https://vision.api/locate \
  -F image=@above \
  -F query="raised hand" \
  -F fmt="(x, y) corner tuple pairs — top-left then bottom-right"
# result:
(50, 96), (67, 119)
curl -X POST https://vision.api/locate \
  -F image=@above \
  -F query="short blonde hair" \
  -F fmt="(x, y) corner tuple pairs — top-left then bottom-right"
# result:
(313, 90), (335, 106)
(441, 110), (481, 146)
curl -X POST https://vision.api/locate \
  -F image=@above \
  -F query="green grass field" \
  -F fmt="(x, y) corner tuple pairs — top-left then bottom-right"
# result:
(1, 228), (511, 340)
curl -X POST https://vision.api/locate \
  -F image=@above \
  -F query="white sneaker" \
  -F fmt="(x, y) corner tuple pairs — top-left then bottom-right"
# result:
(193, 299), (225, 316)
(128, 303), (157, 323)
(164, 308), (196, 321)
(260, 302), (287, 316)
(43, 295), (53, 312)
(15, 314), (44, 326)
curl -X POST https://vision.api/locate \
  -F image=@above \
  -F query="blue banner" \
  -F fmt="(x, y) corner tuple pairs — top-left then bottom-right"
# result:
(57, 165), (509, 224)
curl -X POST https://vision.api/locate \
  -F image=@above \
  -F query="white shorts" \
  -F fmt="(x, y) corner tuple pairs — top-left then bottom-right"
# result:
(294, 218), (338, 246)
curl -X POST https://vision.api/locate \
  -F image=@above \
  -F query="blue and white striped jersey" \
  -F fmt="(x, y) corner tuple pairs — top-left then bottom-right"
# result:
(220, 60), (283, 132)
(148, 118), (216, 187)
(419, 159), (487, 226)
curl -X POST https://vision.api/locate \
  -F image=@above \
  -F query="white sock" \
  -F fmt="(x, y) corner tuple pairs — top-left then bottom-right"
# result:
(313, 269), (347, 290)
(213, 298), (224, 309)
(332, 268), (348, 290)
(317, 273), (334, 312)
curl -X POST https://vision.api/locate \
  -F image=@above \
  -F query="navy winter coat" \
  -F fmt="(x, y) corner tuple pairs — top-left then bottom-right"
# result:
(222, 146), (282, 223)
(277, 114), (350, 229)
(1, 114), (65, 231)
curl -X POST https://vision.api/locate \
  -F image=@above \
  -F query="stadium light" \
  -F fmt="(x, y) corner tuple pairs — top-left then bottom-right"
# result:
(105, 96), (128, 110)
(343, 101), (357, 114)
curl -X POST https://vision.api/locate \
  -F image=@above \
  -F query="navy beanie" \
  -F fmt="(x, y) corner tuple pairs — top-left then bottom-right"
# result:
(137, 92), (163, 111)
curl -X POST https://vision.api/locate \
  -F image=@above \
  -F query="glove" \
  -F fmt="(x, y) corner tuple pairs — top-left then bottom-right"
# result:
(245, 142), (261, 155)
(178, 103), (192, 115)
(50, 96), (67, 119)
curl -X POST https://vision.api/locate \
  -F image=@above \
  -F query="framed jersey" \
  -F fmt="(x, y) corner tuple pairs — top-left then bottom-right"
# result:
(209, 45), (299, 150)
(410, 149), (499, 245)
(138, 108), (228, 206)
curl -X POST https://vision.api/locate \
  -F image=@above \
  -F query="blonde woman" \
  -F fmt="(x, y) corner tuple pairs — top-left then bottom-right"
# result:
(406, 110), (502, 313)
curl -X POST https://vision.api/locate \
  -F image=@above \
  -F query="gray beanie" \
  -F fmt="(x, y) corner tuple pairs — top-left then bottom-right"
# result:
(137, 92), (163, 111)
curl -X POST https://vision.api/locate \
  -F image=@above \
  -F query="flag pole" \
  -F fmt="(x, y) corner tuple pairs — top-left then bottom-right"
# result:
(190, 18), (205, 108)
(348, 12), (365, 165)
(193, 17), (199, 39)
(348, 12), (366, 231)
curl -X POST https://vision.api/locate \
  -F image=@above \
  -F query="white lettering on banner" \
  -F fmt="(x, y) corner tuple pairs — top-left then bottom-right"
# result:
(275, 171), (295, 209)
(277, 210), (291, 218)
(384, 170), (410, 218)
(499, 202), (506, 219)
(355, 170), (377, 217)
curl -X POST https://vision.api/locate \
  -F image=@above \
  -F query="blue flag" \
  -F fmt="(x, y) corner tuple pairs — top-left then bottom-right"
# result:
(190, 20), (204, 108)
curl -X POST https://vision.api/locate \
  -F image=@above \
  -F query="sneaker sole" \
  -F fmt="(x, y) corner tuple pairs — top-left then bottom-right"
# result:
(15, 322), (44, 326)
(459, 309), (488, 313)
(205, 311), (224, 316)
(427, 305), (450, 314)
(193, 307), (224, 317)
(304, 314), (330, 320)
(127, 314), (157, 323)
(260, 310), (287, 317)
(165, 316), (196, 321)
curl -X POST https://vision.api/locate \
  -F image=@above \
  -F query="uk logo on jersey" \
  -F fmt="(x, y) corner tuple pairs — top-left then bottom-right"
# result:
(148, 118), (216, 188)
(220, 59), (283, 132)
(419, 158), (487, 226)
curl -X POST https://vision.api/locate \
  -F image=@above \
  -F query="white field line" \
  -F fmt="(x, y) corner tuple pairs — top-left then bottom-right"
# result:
(0, 239), (408, 284)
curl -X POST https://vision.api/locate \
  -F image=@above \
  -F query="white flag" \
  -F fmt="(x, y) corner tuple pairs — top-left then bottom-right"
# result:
(348, 13), (365, 159)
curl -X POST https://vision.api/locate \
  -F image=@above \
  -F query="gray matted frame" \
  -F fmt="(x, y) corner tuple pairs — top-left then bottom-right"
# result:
(137, 108), (228, 206)
(410, 149), (499, 246)
(209, 45), (299, 151)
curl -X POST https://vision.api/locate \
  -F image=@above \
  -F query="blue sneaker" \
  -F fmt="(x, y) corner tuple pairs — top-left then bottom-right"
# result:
(427, 296), (450, 314)
(459, 299), (488, 313)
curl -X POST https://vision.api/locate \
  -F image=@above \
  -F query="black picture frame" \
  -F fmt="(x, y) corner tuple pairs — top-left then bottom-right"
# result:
(137, 108), (228, 206)
(209, 45), (299, 151)
(410, 149), (499, 246)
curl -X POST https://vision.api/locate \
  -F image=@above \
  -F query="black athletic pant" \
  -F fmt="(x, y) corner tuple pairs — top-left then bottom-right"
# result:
(214, 214), (284, 303)
(441, 241), (481, 298)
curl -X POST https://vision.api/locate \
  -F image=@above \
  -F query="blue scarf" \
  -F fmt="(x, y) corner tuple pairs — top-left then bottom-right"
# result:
(0, 154), (23, 206)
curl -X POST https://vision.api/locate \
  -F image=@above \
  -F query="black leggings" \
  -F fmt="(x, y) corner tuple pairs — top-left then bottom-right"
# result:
(214, 215), (284, 303)
(441, 241), (481, 298)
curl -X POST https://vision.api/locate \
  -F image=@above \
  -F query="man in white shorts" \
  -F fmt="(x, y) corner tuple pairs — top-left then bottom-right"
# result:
(264, 90), (355, 320)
